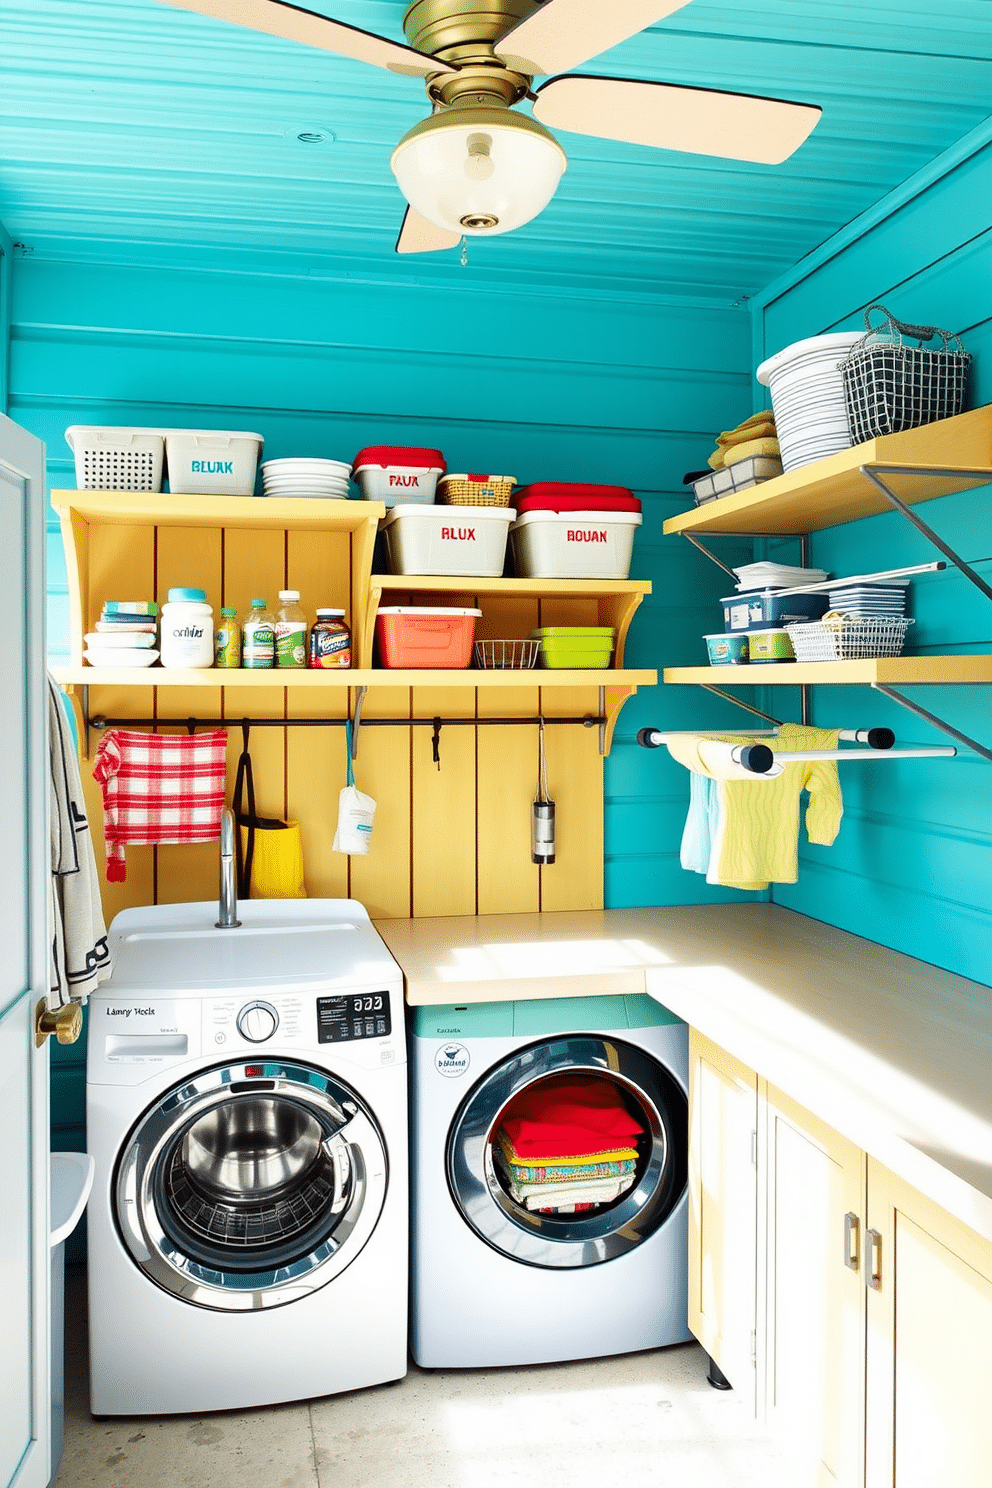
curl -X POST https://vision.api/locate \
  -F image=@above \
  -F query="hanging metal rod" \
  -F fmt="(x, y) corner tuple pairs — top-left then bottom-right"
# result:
(871, 685), (992, 764)
(88, 713), (604, 731)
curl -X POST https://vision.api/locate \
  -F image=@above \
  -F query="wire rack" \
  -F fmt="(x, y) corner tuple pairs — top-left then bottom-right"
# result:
(474, 638), (540, 670)
(786, 616), (914, 662)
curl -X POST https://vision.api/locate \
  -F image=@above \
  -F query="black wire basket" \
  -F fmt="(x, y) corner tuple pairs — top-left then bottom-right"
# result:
(838, 304), (971, 444)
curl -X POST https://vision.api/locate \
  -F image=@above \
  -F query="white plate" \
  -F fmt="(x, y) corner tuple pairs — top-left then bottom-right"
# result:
(262, 478), (351, 490)
(84, 649), (160, 668)
(261, 459), (352, 474)
(84, 631), (157, 648)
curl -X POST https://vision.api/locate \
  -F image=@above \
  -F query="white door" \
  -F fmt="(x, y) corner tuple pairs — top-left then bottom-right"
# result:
(0, 413), (51, 1488)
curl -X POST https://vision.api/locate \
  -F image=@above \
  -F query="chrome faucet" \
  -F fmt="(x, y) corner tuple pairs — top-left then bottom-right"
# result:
(216, 806), (241, 929)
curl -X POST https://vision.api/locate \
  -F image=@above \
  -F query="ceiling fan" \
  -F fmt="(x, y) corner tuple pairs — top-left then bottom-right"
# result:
(157, 0), (821, 253)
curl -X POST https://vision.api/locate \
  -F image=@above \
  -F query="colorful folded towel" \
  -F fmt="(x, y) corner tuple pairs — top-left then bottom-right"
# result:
(498, 1075), (645, 1161)
(517, 1176), (632, 1210)
(495, 1131), (639, 1170)
(493, 1138), (637, 1184)
(92, 727), (228, 881)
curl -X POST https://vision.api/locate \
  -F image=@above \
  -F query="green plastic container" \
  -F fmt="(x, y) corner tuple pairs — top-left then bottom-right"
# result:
(530, 626), (616, 669)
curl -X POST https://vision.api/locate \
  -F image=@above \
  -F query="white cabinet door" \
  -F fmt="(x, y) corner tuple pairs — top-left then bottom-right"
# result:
(0, 413), (50, 1488)
(764, 1086), (866, 1488)
(688, 1030), (759, 1408)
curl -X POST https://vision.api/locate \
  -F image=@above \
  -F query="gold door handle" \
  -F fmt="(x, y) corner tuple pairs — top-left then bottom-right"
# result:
(35, 999), (83, 1049)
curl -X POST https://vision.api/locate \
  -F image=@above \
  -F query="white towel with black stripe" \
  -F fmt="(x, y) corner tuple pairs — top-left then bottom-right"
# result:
(49, 678), (111, 1004)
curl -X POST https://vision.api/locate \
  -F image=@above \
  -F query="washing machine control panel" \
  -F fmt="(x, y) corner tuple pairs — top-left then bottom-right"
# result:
(236, 1000), (280, 1043)
(317, 993), (392, 1044)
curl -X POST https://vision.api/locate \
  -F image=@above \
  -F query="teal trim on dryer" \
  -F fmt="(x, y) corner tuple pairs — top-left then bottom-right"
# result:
(410, 993), (683, 1041)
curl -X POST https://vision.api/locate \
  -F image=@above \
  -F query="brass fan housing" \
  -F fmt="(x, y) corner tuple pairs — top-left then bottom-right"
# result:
(403, 0), (537, 58)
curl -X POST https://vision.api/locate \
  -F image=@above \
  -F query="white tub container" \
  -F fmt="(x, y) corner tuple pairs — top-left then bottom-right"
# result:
(65, 426), (165, 492)
(510, 509), (642, 580)
(164, 430), (264, 495)
(756, 333), (862, 472)
(382, 504), (513, 577)
(353, 445), (446, 506)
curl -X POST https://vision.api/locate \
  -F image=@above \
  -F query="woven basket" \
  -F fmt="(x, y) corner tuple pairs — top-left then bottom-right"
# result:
(439, 473), (516, 508)
(838, 305), (970, 444)
(786, 615), (913, 663)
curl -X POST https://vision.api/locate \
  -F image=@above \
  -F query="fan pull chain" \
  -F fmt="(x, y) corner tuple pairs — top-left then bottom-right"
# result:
(460, 236), (469, 267)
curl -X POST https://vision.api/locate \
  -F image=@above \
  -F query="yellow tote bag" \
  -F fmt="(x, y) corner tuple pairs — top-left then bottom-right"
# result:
(238, 820), (307, 899)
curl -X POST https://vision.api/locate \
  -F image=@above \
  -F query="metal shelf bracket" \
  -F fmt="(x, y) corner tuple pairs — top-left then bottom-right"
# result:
(859, 464), (992, 603)
(871, 684), (992, 763)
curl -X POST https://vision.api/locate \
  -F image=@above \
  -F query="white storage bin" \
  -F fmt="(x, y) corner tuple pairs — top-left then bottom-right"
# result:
(382, 504), (513, 577)
(510, 509), (642, 580)
(65, 426), (165, 492)
(164, 430), (264, 495)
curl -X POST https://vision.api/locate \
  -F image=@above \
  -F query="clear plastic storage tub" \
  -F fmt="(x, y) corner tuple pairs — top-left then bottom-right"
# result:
(375, 607), (481, 668)
(164, 430), (264, 495)
(382, 504), (513, 577)
(353, 445), (446, 505)
(510, 510), (642, 580)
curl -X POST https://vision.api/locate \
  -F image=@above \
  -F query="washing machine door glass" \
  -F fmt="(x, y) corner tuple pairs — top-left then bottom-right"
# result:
(115, 1061), (388, 1311)
(446, 1036), (687, 1270)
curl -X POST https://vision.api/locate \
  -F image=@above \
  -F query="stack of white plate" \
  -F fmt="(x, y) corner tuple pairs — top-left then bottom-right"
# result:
(757, 333), (863, 473)
(827, 584), (908, 617)
(260, 458), (352, 499)
(734, 562), (829, 591)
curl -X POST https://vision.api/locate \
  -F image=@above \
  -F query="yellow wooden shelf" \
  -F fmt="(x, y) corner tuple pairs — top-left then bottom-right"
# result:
(50, 489), (386, 531)
(370, 575), (652, 597)
(664, 657), (992, 686)
(663, 406), (992, 537)
(55, 665), (656, 690)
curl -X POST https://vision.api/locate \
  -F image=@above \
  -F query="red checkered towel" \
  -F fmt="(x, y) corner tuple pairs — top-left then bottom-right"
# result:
(92, 728), (228, 882)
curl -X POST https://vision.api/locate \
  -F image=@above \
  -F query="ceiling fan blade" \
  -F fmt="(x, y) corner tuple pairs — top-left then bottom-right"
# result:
(396, 208), (462, 255)
(494, 0), (691, 77)
(533, 76), (821, 164)
(156, 0), (456, 77)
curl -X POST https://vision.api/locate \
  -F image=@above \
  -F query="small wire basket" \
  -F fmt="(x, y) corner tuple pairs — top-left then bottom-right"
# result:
(838, 304), (970, 444)
(439, 474), (517, 508)
(786, 615), (914, 663)
(474, 639), (540, 670)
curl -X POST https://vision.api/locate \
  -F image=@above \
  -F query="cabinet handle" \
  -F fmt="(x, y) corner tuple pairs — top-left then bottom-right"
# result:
(866, 1228), (883, 1290)
(843, 1211), (860, 1271)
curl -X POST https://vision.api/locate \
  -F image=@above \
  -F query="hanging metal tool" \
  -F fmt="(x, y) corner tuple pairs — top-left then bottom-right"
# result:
(531, 718), (556, 865)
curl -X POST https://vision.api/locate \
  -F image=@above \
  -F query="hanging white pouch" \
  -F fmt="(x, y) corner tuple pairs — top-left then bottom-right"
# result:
(333, 722), (376, 855)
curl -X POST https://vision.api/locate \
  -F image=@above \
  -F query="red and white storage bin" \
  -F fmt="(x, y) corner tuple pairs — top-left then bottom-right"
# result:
(375, 607), (481, 669)
(382, 504), (513, 577)
(164, 430), (264, 495)
(510, 509), (642, 580)
(352, 445), (446, 505)
(513, 482), (640, 515)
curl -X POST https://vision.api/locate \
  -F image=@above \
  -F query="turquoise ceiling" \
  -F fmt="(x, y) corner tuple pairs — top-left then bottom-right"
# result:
(2, 0), (991, 301)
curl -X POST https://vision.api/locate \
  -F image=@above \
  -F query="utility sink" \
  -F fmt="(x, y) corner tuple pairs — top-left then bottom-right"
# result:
(104, 898), (397, 993)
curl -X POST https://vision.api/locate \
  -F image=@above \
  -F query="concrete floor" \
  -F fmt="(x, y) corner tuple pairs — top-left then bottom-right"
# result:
(58, 1273), (795, 1488)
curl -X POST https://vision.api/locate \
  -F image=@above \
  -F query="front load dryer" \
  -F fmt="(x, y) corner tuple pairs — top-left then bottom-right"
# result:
(409, 993), (691, 1368)
(86, 899), (407, 1415)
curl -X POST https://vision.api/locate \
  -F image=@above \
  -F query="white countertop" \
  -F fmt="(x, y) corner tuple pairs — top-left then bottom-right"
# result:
(375, 904), (992, 1244)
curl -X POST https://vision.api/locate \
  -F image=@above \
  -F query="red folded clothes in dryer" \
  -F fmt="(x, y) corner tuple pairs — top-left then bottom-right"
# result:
(92, 727), (228, 881)
(498, 1074), (645, 1159)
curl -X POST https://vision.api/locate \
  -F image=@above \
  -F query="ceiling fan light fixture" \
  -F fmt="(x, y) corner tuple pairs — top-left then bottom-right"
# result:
(391, 103), (566, 237)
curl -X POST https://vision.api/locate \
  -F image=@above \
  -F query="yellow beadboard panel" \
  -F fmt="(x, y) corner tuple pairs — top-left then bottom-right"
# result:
(287, 528), (352, 641)
(285, 682), (349, 900)
(347, 686), (413, 920)
(156, 523), (222, 618)
(87, 522), (155, 639)
(223, 526), (285, 624)
(539, 684), (604, 912)
(412, 684), (478, 918)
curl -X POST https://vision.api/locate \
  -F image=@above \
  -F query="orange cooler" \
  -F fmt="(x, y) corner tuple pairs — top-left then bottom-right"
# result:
(375, 606), (482, 669)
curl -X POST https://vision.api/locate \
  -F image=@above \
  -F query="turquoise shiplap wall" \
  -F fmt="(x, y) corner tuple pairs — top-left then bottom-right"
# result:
(12, 254), (761, 929)
(752, 133), (992, 986)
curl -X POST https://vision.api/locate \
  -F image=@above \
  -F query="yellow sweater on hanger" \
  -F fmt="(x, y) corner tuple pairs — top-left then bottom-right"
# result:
(667, 723), (843, 890)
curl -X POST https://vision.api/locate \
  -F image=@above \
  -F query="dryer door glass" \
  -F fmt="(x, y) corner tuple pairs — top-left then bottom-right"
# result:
(114, 1060), (388, 1311)
(446, 1036), (687, 1269)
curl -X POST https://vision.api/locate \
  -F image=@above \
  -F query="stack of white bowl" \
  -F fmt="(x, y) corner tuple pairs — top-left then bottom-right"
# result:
(260, 458), (352, 499)
(756, 333), (863, 472)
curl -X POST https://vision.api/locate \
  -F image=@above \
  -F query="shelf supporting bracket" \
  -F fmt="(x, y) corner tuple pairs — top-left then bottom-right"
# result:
(680, 531), (739, 580)
(598, 687), (607, 756)
(870, 685), (992, 763)
(351, 686), (368, 761)
(859, 465), (992, 603)
(699, 685), (784, 727)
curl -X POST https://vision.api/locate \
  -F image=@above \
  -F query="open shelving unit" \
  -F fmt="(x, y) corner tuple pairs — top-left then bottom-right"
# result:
(50, 489), (656, 756)
(659, 406), (992, 759)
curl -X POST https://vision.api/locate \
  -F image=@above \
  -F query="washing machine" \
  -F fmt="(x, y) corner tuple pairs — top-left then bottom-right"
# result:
(410, 992), (691, 1368)
(86, 898), (407, 1416)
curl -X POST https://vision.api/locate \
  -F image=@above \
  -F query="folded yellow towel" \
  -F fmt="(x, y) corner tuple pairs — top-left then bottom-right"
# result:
(717, 420), (776, 448)
(723, 436), (781, 467)
(733, 409), (775, 431)
(707, 447), (726, 470)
